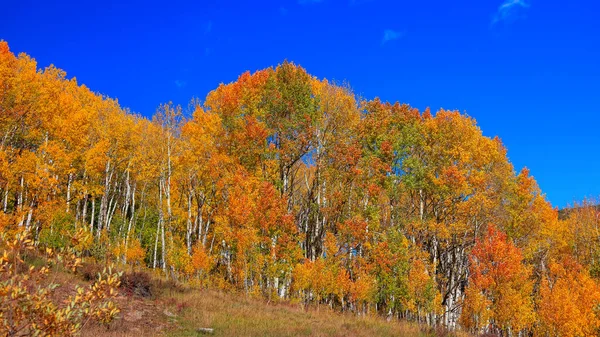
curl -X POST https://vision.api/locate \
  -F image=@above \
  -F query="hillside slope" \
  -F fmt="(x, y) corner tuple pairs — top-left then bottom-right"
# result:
(73, 272), (440, 337)
(160, 291), (433, 337)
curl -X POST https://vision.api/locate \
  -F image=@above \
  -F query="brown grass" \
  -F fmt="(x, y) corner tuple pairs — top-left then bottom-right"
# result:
(161, 289), (433, 337)
(68, 267), (464, 337)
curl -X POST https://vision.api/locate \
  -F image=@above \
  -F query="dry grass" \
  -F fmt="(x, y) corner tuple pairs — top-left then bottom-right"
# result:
(64, 267), (463, 337)
(162, 289), (432, 337)
(27, 253), (451, 336)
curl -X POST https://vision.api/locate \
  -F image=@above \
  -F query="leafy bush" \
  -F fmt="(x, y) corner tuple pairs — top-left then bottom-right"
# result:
(0, 230), (122, 336)
(38, 209), (76, 250)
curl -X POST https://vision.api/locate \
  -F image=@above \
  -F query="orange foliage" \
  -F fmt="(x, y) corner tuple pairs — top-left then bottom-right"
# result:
(537, 258), (600, 337)
(3, 40), (600, 335)
(461, 225), (534, 334)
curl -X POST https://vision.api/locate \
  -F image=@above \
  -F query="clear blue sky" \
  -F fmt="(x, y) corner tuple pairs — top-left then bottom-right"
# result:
(1, 0), (599, 208)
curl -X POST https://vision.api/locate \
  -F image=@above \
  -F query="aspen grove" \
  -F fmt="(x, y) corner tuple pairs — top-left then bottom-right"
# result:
(1, 41), (599, 336)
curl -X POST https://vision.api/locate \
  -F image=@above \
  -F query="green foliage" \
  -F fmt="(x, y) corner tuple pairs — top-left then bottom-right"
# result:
(38, 210), (76, 250)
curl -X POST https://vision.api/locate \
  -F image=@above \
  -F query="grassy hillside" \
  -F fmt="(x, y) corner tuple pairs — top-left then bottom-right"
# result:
(70, 268), (449, 337)
(6, 241), (459, 337)
(160, 290), (434, 337)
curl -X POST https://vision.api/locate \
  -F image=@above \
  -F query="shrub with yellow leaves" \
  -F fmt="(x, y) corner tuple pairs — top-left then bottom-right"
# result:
(0, 229), (122, 336)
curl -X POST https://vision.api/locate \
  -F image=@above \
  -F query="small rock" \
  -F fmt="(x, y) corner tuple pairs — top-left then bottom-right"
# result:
(163, 309), (177, 318)
(197, 327), (214, 334)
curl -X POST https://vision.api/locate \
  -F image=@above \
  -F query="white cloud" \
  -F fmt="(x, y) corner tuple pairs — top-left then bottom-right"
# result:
(174, 80), (187, 88)
(492, 0), (530, 25)
(381, 29), (404, 45)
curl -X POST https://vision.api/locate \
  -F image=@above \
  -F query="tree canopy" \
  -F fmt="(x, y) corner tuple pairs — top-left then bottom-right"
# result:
(1, 41), (599, 336)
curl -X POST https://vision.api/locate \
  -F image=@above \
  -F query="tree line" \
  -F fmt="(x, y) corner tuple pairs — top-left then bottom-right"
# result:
(1, 41), (599, 336)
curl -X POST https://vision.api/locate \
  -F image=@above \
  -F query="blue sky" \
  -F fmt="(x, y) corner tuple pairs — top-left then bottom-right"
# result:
(1, 0), (599, 208)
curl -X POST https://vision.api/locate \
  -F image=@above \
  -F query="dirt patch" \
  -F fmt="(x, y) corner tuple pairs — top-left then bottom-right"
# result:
(81, 294), (177, 337)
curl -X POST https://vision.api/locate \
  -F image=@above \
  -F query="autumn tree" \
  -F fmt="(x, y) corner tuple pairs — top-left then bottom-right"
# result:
(537, 258), (600, 337)
(3, 40), (599, 335)
(461, 225), (535, 335)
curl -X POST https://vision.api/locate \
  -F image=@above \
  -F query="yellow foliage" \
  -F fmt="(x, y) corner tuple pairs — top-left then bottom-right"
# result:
(0, 230), (121, 336)
(125, 237), (146, 266)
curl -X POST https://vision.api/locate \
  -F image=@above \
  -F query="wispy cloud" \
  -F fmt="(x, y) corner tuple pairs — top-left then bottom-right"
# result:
(174, 80), (187, 88)
(279, 7), (288, 15)
(204, 20), (213, 35)
(381, 29), (404, 45)
(298, 0), (324, 5)
(492, 0), (530, 25)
